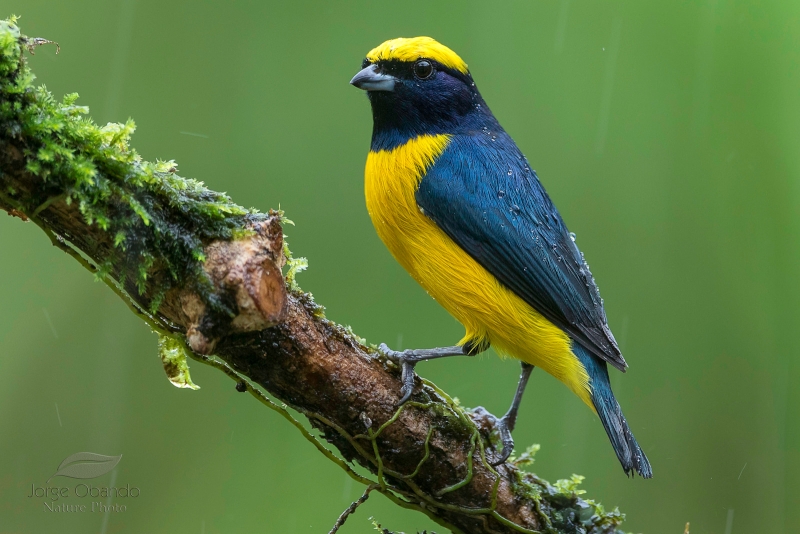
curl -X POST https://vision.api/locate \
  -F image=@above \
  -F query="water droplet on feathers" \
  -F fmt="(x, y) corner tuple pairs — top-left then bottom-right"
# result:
(510, 204), (520, 215)
(569, 232), (576, 242)
(507, 169), (513, 175)
(498, 190), (506, 198)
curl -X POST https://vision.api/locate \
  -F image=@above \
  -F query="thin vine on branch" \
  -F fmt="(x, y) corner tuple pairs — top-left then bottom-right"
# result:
(0, 17), (629, 534)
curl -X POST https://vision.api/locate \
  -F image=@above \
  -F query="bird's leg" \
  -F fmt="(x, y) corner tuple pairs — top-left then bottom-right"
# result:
(378, 341), (484, 404)
(491, 362), (535, 465)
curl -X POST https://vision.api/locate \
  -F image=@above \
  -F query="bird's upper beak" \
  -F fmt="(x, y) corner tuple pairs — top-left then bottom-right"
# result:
(350, 64), (396, 92)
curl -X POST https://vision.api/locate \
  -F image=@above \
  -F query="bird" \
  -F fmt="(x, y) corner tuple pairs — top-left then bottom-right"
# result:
(350, 36), (652, 478)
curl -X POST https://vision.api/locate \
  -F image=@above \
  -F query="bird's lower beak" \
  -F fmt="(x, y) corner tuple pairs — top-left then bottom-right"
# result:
(350, 64), (396, 92)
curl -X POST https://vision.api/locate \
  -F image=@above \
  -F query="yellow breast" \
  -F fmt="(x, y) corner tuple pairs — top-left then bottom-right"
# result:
(364, 135), (592, 406)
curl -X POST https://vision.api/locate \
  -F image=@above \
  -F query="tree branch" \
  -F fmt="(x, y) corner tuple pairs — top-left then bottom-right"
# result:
(0, 17), (628, 534)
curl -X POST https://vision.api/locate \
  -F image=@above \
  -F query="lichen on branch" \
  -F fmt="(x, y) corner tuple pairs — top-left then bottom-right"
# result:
(0, 17), (630, 534)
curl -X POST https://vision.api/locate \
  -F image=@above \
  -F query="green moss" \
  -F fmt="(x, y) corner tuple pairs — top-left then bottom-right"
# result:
(0, 18), (268, 316)
(553, 474), (587, 496)
(283, 240), (308, 291)
(511, 443), (541, 468)
(157, 334), (200, 390)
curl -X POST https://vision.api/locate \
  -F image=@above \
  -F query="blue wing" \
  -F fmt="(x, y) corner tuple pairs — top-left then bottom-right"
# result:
(416, 132), (626, 371)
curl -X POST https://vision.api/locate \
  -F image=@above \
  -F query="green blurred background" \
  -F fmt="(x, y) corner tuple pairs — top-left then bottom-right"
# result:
(1, 1), (799, 532)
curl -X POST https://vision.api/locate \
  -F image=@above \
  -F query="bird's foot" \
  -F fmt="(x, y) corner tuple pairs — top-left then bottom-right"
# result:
(378, 343), (418, 404)
(488, 414), (515, 466)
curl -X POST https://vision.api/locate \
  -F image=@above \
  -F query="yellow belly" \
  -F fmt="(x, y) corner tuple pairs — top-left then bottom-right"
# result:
(365, 134), (592, 407)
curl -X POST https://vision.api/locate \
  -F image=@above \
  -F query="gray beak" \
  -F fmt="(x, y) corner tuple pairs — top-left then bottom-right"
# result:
(350, 64), (396, 92)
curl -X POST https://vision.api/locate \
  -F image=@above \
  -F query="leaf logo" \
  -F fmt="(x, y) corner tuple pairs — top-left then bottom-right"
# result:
(47, 452), (122, 483)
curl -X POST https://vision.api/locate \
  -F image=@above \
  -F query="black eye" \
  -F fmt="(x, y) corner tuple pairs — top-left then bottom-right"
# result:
(413, 60), (434, 80)
(361, 58), (370, 69)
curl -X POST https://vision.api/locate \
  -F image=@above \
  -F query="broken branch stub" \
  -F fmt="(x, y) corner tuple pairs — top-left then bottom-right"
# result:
(180, 218), (288, 354)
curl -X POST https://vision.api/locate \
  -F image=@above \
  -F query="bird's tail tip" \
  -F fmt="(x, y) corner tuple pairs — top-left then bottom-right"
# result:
(617, 414), (653, 479)
(573, 342), (652, 478)
(594, 384), (653, 479)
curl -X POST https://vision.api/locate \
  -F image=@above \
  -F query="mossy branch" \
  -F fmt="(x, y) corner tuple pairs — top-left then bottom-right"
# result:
(0, 18), (629, 534)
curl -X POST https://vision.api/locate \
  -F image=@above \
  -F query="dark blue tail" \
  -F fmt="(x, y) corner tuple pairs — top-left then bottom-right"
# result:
(573, 342), (652, 478)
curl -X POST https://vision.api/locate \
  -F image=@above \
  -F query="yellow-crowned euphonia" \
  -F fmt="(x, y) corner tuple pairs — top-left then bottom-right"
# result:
(350, 37), (651, 477)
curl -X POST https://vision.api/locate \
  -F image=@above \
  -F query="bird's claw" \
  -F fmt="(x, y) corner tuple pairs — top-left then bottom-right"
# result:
(378, 343), (418, 405)
(488, 415), (515, 466)
(398, 359), (417, 404)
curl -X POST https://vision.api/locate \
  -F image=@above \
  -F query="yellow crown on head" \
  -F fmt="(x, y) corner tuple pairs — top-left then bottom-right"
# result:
(366, 37), (469, 74)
